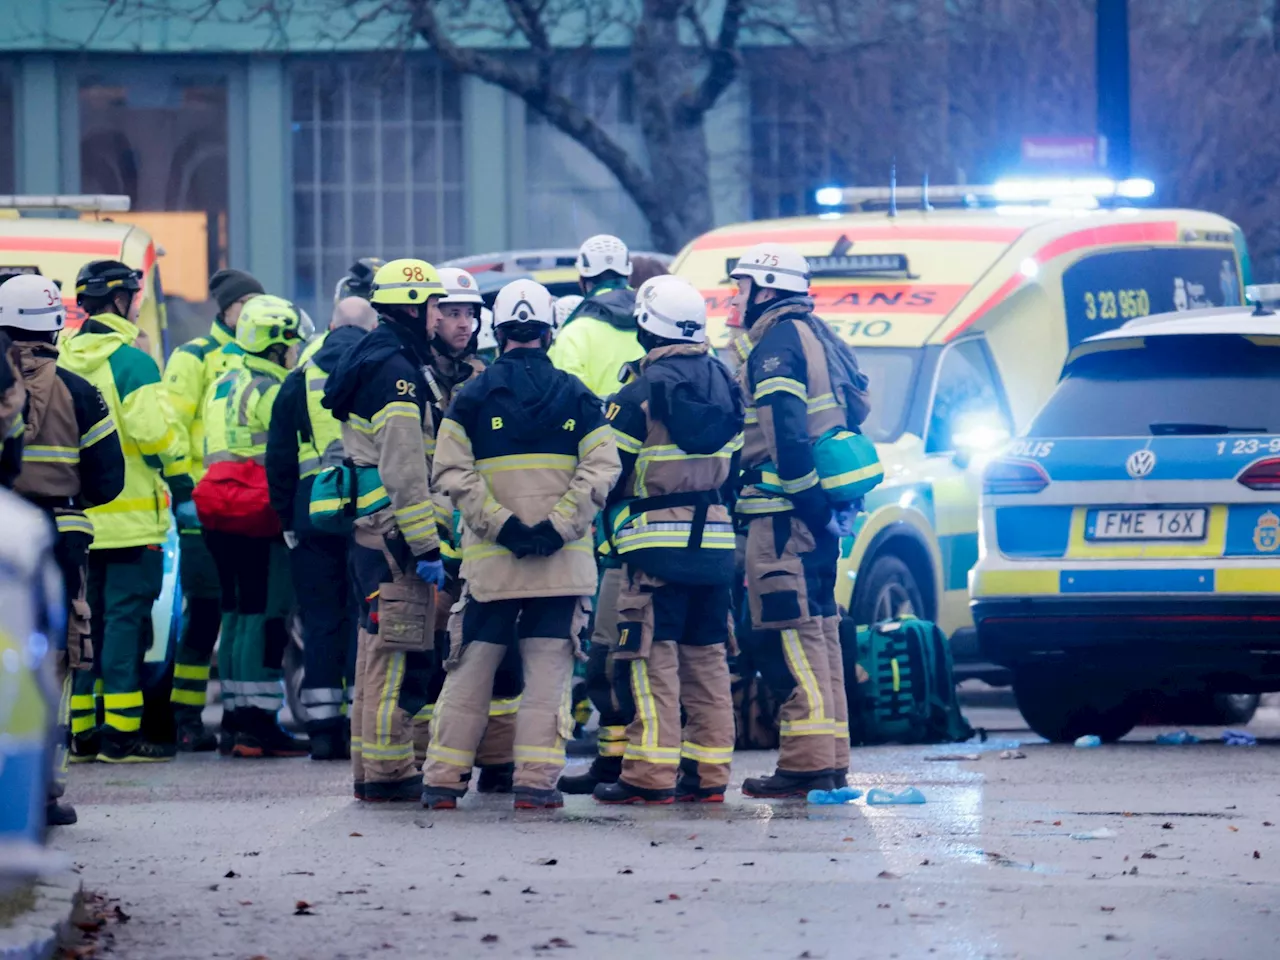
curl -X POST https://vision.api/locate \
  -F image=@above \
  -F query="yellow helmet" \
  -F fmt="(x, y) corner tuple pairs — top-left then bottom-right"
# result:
(235, 295), (305, 354)
(370, 259), (445, 306)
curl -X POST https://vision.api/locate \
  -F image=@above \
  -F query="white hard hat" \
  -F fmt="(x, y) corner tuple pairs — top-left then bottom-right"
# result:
(576, 234), (632, 279)
(729, 242), (810, 294)
(0, 274), (66, 332)
(553, 294), (583, 330)
(438, 267), (484, 305)
(492, 278), (556, 330)
(634, 276), (706, 344)
(477, 306), (497, 352)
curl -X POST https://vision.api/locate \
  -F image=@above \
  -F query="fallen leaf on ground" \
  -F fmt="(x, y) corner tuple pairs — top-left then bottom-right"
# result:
(225, 870), (239, 879)
(877, 871), (899, 880)
(842, 837), (854, 842)
(238, 900), (253, 906)
(1052, 821), (1062, 827)
(536, 858), (559, 866)
(481, 934), (499, 943)
(1162, 823), (1174, 830)
(350, 832), (363, 837)
(294, 900), (314, 916)
(668, 893), (681, 900)
(618, 869), (633, 875)
(1254, 851), (1262, 859)
(452, 912), (478, 922)
(1141, 853), (1157, 860)
(521, 887), (537, 895)
(1229, 826), (1240, 832)
(1265, 822), (1274, 827)
(1100, 906), (1115, 912)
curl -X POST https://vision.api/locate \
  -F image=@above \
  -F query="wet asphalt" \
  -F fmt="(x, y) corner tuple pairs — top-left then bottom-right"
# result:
(55, 701), (1280, 959)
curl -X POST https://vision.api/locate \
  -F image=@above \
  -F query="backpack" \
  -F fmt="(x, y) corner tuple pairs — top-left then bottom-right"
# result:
(840, 616), (974, 746)
(193, 460), (281, 538)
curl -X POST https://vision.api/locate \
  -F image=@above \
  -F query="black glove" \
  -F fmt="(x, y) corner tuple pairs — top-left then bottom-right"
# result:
(496, 516), (537, 558)
(528, 519), (566, 557)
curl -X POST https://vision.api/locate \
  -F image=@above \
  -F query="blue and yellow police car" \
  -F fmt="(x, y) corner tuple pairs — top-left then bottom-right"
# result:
(972, 287), (1280, 741)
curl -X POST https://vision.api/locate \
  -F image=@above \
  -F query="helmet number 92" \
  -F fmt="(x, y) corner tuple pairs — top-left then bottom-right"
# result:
(403, 265), (426, 282)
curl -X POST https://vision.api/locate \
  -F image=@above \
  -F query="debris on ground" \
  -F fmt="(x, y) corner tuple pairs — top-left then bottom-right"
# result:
(1223, 730), (1258, 746)
(924, 754), (980, 762)
(1070, 828), (1117, 840)
(865, 787), (926, 805)
(999, 750), (1027, 760)
(1074, 735), (1102, 748)
(1155, 731), (1200, 745)
(807, 787), (862, 804)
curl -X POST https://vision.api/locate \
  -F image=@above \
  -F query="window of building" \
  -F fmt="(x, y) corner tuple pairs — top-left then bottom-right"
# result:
(291, 57), (464, 324)
(523, 60), (650, 249)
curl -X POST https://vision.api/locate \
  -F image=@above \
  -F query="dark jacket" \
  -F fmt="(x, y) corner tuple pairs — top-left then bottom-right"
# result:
(267, 324), (367, 533)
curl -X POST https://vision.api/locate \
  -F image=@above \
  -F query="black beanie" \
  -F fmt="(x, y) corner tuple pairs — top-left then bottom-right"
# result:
(209, 269), (265, 313)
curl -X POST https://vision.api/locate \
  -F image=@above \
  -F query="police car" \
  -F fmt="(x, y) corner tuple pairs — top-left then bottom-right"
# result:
(971, 287), (1280, 741)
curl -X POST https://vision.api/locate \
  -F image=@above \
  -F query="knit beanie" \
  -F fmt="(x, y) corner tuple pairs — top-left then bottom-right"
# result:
(209, 269), (265, 313)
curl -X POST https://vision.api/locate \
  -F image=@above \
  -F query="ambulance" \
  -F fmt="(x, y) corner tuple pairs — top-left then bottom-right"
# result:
(671, 181), (1249, 680)
(0, 194), (170, 363)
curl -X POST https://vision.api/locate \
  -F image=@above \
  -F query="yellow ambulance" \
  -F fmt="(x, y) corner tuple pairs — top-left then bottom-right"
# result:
(672, 183), (1249, 679)
(0, 195), (170, 364)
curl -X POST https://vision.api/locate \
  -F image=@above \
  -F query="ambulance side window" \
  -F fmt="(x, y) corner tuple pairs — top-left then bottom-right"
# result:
(925, 339), (1011, 454)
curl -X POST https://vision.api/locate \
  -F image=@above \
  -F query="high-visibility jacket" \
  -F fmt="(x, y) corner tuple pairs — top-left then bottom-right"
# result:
(162, 319), (242, 488)
(58, 314), (186, 549)
(266, 325), (367, 533)
(203, 353), (287, 468)
(603, 342), (743, 585)
(547, 279), (644, 397)
(10, 340), (125, 538)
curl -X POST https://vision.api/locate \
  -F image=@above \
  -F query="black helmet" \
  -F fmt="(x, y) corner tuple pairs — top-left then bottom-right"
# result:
(76, 260), (142, 303)
(334, 257), (385, 303)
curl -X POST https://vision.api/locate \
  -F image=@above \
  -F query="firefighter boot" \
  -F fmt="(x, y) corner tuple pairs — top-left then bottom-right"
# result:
(361, 776), (420, 803)
(309, 720), (351, 761)
(676, 759), (726, 804)
(593, 780), (675, 805)
(175, 707), (217, 753)
(742, 770), (835, 799)
(476, 763), (514, 794)
(218, 709), (239, 756)
(557, 756), (621, 795)
(513, 786), (564, 810)
(232, 708), (309, 758)
(421, 785), (467, 810)
(46, 800), (78, 826)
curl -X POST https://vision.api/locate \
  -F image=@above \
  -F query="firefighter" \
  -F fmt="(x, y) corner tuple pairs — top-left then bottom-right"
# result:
(413, 266), (521, 794)
(421, 278), (620, 811)
(0, 273), (125, 822)
(547, 235), (643, 397)
(163, 268), (264, 751)
(0, 329), (24, 486)
(584, 276), (743, 804)
(320, 259), (447, 803)
(333, 257), (385, 303)
(729, 242), (869, 798)
(265, 296), (377, 760)
(59, 260), (187, 763)
(196, 294), (309, 759)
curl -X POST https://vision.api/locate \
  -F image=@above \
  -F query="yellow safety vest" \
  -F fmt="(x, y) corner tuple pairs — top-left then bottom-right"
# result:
(203, 354), (287, 468)
(296, 334), (345, 479)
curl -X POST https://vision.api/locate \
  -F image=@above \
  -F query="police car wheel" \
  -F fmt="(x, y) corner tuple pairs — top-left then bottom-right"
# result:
(1013, 668), (1139, 744)
(853, 554), (925, 627)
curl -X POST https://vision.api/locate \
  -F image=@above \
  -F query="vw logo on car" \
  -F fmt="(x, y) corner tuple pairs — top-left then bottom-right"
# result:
(1125, 449), (1157, 478)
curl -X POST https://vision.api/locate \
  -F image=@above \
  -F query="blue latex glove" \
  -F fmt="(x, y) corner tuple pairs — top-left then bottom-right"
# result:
(824, 505), (857, 539)
(175, 499), (201, 531)
(415, 558), (446, 588)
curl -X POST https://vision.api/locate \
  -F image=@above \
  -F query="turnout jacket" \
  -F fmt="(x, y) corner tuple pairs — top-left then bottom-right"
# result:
(426, 346), (485, 571)
(322, 321), (440, 560)
(737, 297), (870, 532)
(266, 325), (367, 533)
(605, 343), (743, 584)
(433, 347), (620, 602)
(10, 340), (124, 537)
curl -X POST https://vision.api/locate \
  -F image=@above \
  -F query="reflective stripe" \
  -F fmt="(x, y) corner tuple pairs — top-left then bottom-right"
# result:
(807, 392), (839, 414)
(612, 429), (644, 455)
(820, 462), (883, 490)
(102, 691), (144, 709)
(239, 681), (283, 695)
(680, 742), (733, 764)
(735, 496), (792, 516)
(104, 712), (142, 732)
(622, 744), (681, 763)
(476, 453), (577, 475)
(578, 424), (612, 458)
(755, 376), (806, 402)
(23, 444), (79, 463)
(427, 742), (475, 767)
(463, 540), (592, 561)
(305, 703), (344, 720)
(513, 744), (566, 764)
(488, 696), (521, 717)
(413, 703), (435, 723)
(375, 280), (445, 292)
(243, 694), (283, 710)
(372, 401), (421, 430)
(300, 687), (345, 705)
(630, 659), (662, 758)
(89, 495), (165, 515)
(781, 629), (825, 723)
(362, 741), (414, 760)
(298, 456), (323, 476)
(70, 713), (97, 734)
(170, 688), (207, 706)
(598, 724), (628, 757)
(375, 653), (404, 746)
(54, 514), (94, 536)
(437, 418), (471, 449)
(173, 663), (210, 681)
(80, 416), (117, 449)
(779, 719), (835, 736)
(769, 469), (819, 495)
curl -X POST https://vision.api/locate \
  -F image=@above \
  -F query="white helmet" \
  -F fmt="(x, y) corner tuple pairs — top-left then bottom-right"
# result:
(438, 267), (484, 305)
(576, 234), (632, 279)
(634, 276), (707, 344)
(492, 278), (556, 331)
(0, 274), (66, 332)
(476, 306), (497, 352)
(729, 242), (810, 294)
(553, 294), (583, 330)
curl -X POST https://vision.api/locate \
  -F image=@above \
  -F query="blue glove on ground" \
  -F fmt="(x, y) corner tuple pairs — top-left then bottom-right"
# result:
(416, 558), (446, 588)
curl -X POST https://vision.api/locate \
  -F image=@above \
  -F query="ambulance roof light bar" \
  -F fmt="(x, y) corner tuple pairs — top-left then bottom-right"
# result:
(0, 195), (132, 213)
(815, 178), (1155, 209)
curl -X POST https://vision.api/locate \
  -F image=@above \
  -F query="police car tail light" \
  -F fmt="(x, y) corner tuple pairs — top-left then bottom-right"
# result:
(1237, 458), (1280, 491)
(983, 458), (1049, 496)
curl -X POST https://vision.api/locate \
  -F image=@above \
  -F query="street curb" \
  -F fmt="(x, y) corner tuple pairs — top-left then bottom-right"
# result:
(0, 872), (82, 960)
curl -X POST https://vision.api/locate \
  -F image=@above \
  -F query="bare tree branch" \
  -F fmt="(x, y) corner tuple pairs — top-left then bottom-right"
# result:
(675, 0), (745, 123)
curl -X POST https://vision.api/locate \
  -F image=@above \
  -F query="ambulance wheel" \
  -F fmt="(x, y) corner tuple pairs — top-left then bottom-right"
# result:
(1013, 668), (1139, 743)
(853, 554), (925, 626)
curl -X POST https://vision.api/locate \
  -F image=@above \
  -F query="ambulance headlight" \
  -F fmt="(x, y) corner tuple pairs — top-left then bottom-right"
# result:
(951, 414), (1012, 469)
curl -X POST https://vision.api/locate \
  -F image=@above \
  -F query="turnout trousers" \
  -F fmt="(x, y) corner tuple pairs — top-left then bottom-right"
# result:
(72, 545), (164, 741)
(54, 528), (91, 788)
(169, 530), (223, 718)
(291, 530), (357, 736)
(613, 569), (734, 794)
(349, 519), (435, 787)
(584, 565), (631, 768)
(423, 594), (584, 793)
(743, 513), (849, 776)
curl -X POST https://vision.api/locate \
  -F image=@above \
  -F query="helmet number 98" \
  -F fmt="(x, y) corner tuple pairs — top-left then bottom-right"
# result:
(403, 265), (426, 281)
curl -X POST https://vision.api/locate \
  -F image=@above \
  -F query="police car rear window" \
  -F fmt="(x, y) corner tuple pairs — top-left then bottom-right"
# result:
(1029, 335), (1280, 437)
